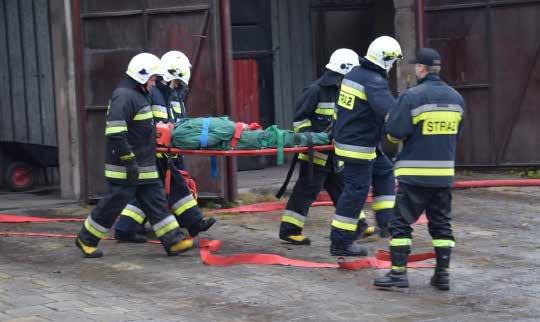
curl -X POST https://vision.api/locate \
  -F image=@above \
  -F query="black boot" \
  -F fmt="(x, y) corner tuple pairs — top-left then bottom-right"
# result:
(431, 247), (451, 291)
(374, 246), (410, 288)
(330, 243), (368, 256)
(279, 222), (311, 245)
(188, 217), (217, 237)
(114, 230), (148, 243)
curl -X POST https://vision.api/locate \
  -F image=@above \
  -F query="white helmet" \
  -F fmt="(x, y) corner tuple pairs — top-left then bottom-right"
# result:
(125, 53), (162, 84)
(161, 51), (192, 85)
(365, 36), (403, 72)
(326, 48), (360, 75)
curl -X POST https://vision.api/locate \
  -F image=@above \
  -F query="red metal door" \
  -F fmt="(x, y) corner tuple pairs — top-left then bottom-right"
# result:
(233, 59), (260, 123)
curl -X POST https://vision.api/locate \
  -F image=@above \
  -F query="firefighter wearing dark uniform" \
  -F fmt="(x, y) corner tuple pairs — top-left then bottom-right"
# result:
(374, 48), (465, 290)
(330, 36), (403, 256)
(279, 49), (360, 245)
(75, 53), (193, 258)
(114, 52), (215, 242)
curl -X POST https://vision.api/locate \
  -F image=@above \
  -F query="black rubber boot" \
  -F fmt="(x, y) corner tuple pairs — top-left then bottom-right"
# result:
(431, 247), (451, 291)
(75, 238), (103, 258)
(279, 222), (311, 245)
(374, 246), (410, 288)
(330, 243), (368, 256)
(188, 217), (217, 237)
(114, 230), (148, 243)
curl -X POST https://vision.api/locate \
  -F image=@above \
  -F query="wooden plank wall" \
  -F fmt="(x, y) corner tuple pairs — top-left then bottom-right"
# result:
(0, 0), (57, 147)
(271, 0), (315, 130)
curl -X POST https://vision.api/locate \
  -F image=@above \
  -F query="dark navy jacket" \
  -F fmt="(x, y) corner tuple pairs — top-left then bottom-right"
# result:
(386, 74), (465, 187)
(292, 70), (342, 170)
(333, 60), (397, 163)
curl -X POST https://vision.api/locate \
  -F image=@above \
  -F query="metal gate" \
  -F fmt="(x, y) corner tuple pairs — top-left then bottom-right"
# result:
(424, 0), (540, 166)
(75, 0), (234, 199)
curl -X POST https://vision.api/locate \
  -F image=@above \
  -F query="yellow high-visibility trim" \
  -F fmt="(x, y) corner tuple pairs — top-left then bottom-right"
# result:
(395, 168), (455, 177)
(331, 220), (357, 232)
(391, 266), (407, 272)
(433, 239), (455, 248)
(105, 126), (128, 135)
(282, 215), (305, 228)
(169, 239), (194, 252)
(77, 238), (99, 255)
(133, 111), (153, 121)
(314, 108), (335, 116)
(390, 238), (412, 246)
(119, 153), (135, 161)
(84, 219), (106, 239)
(298, 153), (327, 167)
(120, 208), (146, 224)
(152, 111), (168, 119)
(341, 83), (367, 100)
(173, 199), (197, 216)
(358, 211), (366, 220)
(155, 220), (180, 238)
(104, 171), (159, 180)
(173, 106), (181, 114)
(386, 134), (402, 144)
(288, 235), (308, 242)
(372, 200), (396, 211)
(334, 146), (377, 160)
(293, 119), (312, 133)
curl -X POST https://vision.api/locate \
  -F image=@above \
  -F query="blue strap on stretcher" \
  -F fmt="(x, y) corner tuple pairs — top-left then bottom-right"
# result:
(200, 118), (218, 178)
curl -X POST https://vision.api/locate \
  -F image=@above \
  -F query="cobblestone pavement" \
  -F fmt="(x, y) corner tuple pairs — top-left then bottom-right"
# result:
(0, 187), (539, 322)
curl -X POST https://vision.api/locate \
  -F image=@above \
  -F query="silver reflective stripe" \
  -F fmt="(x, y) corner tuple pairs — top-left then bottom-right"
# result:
(87, 215), (108, 233)
(283, 210), (306, 223)
(395, 160), (455, 168)
(139, 166), (157, 173)
(341, 79), (365, 92)
(152, 215), (176, 232)
(317, 102), (335, 109)
(106, 120), (127, 127)
(137, 106), (151, 114)
(373, 195), (396, 202)
(171, 194), (194, 210)
(125, 204), (146, 219)
(151, 105), (167, 113)
(411, 104), (463, 117)
(105, 164), (126, 172)
(332, 214), (357, 225)
(334, 141), (376, 153)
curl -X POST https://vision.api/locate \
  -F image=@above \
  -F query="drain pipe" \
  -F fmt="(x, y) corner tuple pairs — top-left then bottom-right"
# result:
(416, 0), (425, 48)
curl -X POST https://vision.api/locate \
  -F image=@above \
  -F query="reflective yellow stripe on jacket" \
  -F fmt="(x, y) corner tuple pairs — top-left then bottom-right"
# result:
(298, 151), (328, 167)
(293, 119), (312, 133)
(334, 141), (376, 161)
(105, 120), (128, 135)
(394, 160), (455, 177)
(133, 106), (153, 121)
(104, 164), (159, 180)
(314, 102), (335, 116)
(151, 105), (168, 119)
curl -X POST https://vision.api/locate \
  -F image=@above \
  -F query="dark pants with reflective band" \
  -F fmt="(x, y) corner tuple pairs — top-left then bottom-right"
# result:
(281, 161), (343, 235)
(389, 183), (454, 245)
(78, 182), (183, 249)
(369, 149), (396, 231)
(115, 157), (203, 234)
(331, 161), (373, 247)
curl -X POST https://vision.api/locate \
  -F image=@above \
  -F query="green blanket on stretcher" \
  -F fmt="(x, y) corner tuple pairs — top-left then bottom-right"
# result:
(172, 117), (330, 164)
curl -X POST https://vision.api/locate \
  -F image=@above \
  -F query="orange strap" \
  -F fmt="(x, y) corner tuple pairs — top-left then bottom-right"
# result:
(230, 122), (244, 150)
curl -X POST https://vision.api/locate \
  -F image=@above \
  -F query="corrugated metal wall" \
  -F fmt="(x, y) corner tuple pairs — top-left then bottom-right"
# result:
(271, 0), (315, 129)
(0, 0), (56, 147)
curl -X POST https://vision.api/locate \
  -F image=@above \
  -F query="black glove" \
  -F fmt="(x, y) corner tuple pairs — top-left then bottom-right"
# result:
(125, 160), (139, 185)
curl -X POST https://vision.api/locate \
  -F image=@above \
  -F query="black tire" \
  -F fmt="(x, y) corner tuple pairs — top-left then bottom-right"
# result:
(5, 161), (34, 192)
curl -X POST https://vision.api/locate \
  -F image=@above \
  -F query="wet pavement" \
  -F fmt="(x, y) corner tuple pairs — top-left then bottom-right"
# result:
(0, 185), (539, 321)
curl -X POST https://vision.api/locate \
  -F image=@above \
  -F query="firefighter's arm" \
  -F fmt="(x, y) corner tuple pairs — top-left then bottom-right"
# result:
(365, 77), (397, 120)
(457, 97), (466, 139)
(105, 94), (135, 162)
(385, 92), (414, 142)
(292, 85), (319, 133)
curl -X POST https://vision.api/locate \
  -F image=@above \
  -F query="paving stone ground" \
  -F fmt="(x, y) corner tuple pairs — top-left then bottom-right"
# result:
(0, 186), (539, 321)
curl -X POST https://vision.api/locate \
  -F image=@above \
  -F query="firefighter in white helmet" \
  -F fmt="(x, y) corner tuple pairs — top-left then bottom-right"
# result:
(76, 53), (193, 258)
(278, 48), (378, 245)
(114, 51), (216, 243)
(330, 36), (403, 256)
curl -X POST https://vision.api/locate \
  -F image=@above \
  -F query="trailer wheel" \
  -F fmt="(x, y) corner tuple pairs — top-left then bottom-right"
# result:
(5, 161), (34, 192)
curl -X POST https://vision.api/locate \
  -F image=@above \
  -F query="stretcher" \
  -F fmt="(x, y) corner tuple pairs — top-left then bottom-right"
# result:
(156, 144), (334, 156)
